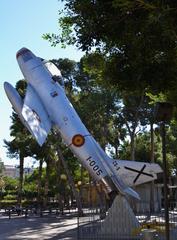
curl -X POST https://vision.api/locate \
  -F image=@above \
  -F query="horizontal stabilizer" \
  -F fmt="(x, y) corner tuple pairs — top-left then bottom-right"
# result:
(111, 159), (162, 187)
(22, 84), (51, 146)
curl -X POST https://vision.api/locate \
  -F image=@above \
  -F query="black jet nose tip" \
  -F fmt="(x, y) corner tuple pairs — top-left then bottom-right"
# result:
(16, 48), (30, 59)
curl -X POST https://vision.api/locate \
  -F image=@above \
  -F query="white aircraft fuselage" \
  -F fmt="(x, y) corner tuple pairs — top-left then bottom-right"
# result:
(4, 48), (162, 200)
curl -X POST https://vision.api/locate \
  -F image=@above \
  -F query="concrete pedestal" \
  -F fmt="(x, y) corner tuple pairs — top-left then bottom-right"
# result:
(100, 195), (140, 237)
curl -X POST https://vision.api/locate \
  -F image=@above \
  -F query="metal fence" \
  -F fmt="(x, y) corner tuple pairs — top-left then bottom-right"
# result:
(77, 202), (177, 240)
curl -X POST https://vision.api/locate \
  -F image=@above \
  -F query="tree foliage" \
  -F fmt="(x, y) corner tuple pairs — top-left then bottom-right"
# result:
(43, 0), (177, 102)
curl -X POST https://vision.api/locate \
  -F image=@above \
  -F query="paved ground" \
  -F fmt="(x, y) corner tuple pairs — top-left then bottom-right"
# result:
(1, 210), (177, 240)
(0, 213), (78, 240)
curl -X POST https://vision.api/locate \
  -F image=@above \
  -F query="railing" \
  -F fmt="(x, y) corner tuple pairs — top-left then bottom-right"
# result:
(77, 201), (177, 240)
(1, 205), (78, 219)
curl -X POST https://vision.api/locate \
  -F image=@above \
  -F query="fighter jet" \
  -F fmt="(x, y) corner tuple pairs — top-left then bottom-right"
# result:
(4, 48), (162, 200)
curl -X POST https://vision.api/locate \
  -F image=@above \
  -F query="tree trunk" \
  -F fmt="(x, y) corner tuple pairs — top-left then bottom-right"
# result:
(43, 158), (50, 208)
(150, 122), (155, 163)
(115, 143), (119, 159)
(56, 147), (83, 216)
(130, 132), (135, 161)
(37, 159), (43, 208)
(93, 181), (106, 213)
(123, 90), (145, 161)
(150, 122), (155, 213)
(79, 166), (84, 204)
(89, 174), (92, 207)
(55, 158), (64, 214)
(18, 151), (24, 206)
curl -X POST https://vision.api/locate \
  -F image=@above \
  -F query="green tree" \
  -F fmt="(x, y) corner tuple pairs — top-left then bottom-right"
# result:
(44, 0), (177, 100)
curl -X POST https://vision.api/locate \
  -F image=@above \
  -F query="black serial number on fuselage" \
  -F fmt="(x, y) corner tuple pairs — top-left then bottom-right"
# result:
(86, 157), (103, 176)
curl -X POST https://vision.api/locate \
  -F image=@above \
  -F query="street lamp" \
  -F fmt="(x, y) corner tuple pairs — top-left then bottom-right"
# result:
(60, 174), (67, 181)
(77, 181), (82, 198)
(77, 181), (82, 186)
(154, 102), (173, 240)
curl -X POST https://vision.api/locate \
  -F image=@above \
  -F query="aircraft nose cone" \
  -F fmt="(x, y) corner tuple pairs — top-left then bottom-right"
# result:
(16, 47), (30, 59)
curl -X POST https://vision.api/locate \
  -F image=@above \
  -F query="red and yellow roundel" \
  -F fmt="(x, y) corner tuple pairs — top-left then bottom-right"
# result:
(72, 134), (85, 147)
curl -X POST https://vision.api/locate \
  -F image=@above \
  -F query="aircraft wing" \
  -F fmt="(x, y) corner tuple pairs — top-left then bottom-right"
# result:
(22, 84), (51, 146)
(111, 159), (162, 187)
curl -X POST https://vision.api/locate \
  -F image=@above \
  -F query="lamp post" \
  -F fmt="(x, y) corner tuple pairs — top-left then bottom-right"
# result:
(60, 174), (67, 203)
(154, 102), (173, 240)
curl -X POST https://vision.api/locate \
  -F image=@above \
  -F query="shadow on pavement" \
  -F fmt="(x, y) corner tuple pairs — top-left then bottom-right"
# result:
(0, 214), (78, 240)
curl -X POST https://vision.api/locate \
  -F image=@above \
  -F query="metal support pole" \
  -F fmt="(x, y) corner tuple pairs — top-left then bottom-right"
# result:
(161, 122), (170, 240)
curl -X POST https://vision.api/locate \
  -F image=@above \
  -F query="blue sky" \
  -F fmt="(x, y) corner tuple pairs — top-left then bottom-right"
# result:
(0, 1), (83, 166)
